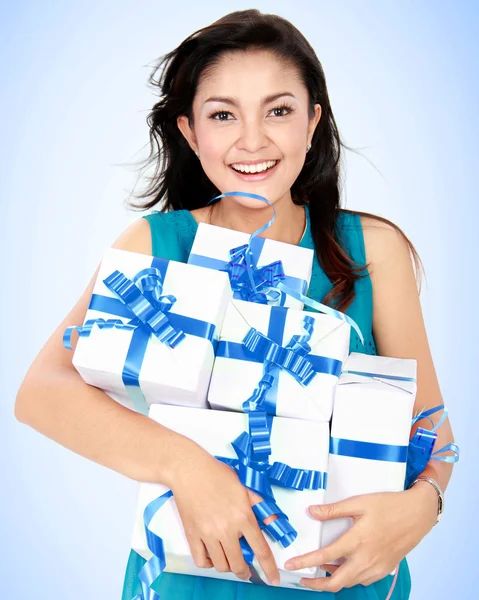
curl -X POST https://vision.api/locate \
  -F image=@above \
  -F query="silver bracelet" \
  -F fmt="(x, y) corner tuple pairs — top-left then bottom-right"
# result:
(409, 476), (444, 525)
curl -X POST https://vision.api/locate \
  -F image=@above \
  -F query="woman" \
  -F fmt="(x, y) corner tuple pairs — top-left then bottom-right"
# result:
(15, 9), (456, 600)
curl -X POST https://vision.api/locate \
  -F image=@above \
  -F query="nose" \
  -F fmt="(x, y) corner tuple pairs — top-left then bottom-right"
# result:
(236, 117), (269, 154)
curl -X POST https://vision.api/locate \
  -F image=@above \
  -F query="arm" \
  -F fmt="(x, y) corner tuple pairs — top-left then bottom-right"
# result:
(364, 216), (455, 498)
(285, 216), (457, 590)
(15, 217), (279, 584)
(15, 218), (193, 486)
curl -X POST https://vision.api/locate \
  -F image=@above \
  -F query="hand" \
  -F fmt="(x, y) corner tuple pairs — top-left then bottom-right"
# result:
(284, 484), (438, 592)
(170, 446), (280, 585)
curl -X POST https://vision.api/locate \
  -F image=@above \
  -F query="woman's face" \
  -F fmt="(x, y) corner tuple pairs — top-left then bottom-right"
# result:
(177, 50), (321, 209)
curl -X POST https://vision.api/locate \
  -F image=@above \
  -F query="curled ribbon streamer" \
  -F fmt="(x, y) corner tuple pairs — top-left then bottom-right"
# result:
(406, 404), (459, 488)
(276, 281), (365, 345)
(133, 490), (173, 600)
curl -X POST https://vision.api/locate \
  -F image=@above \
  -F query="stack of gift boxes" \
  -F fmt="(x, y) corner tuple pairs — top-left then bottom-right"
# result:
(66, 218), (421, 591)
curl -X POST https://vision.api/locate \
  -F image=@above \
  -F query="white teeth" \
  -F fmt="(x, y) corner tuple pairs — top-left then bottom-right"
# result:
(231, 160), (277, 174)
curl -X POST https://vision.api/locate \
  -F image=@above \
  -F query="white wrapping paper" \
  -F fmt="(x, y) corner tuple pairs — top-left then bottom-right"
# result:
(188, 222), (314, 310)
(322, 352), (417, 563)
(71, 248), (232, 413)
(131, 404), (330, 588)
(207, 300), (350, 422)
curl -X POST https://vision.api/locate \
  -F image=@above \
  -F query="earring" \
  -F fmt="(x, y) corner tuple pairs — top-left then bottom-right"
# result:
(306, 143), (312, 153)
(195, 150), (200, 158)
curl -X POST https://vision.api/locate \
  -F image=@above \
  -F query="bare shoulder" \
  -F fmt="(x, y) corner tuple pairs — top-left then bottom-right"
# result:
(111, 215), (153, 255)
(359, 214), (411, 273)
(18, 217), (154, 382)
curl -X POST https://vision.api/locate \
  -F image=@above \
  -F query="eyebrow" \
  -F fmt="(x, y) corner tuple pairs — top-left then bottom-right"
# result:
(203, 92), (297, 106)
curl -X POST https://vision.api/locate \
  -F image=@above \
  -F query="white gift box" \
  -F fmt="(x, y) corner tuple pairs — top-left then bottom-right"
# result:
(131, 404), (330, 589)
(207, 300), (351, 422)
(70, 248), (232, 414)
(321, 352), (417, 562)
(188, 222), (314, 310)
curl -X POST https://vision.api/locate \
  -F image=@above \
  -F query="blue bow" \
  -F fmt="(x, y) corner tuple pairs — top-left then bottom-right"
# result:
(225, 243), (286, 304)
(64, 259), (217, 415)
(217, 309), (343, 417)
(405, 404), (460, 488)
(133, 416), (328, 600)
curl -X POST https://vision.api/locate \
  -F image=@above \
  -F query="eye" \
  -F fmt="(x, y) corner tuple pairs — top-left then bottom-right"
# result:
(208, 110), (234, 121)
(269, 104), (294, 117)
(207, 103), (294, 122)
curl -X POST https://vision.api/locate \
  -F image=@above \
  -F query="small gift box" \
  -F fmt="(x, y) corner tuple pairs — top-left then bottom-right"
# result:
(321, 352), (417, 560)
(188, 222), (314, 310)
(66, 248), (232, 415)
(131, 404), (330, 589)
(207, 300), (351, 422)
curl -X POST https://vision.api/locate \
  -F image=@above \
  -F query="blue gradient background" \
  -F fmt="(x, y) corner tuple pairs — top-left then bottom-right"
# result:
(1, 2), (477, 598)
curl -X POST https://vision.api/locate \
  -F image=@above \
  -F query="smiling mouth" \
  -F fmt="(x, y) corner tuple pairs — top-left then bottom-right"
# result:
(229, 160), (280, 174)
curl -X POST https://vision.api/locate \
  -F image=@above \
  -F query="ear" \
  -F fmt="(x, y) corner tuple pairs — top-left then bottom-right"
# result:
(307, 104), (322, 145)
(177, 115), (198, 154)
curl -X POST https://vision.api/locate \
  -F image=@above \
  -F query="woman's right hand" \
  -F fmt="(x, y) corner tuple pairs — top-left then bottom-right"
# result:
(170, 446), (280, 585)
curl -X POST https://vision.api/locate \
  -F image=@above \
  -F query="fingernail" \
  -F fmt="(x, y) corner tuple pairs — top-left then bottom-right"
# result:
(271, 578), (280, 586)
(309, 505), (322, 515)
(284, 561), (294, 570)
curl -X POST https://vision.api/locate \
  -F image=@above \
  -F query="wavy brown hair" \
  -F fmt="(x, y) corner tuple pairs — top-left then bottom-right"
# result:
(129, 9), (424, 312)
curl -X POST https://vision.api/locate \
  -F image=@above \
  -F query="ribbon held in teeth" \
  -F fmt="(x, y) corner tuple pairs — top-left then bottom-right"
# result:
(63, 257), (217, 416)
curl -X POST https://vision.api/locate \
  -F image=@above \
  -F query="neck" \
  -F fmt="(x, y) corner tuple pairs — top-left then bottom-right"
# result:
(209, 193), (306, 245)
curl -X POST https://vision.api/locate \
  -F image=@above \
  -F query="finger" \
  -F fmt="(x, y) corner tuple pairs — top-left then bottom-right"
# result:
(187, 537), (213, 569)
(285, 531), (355, 571)
(300, 561), (359, 593)
(321, 564), (339, 575)
(243, 521), (280, 586)
(309, 496), (364, 521)
(220, 538), (251, 581)
(204, 540), (230, 573)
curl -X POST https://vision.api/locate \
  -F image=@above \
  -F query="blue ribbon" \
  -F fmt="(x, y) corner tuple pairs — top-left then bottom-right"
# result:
(405, 404), (460, 488)
(191, 192), (364, 345)
(217, 306), (342, 416)
(189, 238), (308, 305)
(133, 490), (173, 600)
(330, 369), (460, 488)
(134, 417), (327, 600)
(63, 257), (218, 416)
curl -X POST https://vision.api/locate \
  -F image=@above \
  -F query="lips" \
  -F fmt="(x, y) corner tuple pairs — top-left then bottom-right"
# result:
(228, 159), (281, 182)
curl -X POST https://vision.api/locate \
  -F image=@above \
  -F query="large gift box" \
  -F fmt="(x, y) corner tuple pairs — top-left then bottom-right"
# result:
(207, 300), (351, 422)
(131, 404), (330, 589)
(68, 248), (232, 415)
(188, 222), (314, 309)
(321, 352), (417, 559)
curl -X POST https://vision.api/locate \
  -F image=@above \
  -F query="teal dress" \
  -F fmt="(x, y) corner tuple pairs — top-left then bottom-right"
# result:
(121, 207), (411, 600)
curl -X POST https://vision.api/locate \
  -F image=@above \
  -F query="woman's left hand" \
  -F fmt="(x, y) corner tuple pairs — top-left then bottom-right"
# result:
(284, 483), (438, 592)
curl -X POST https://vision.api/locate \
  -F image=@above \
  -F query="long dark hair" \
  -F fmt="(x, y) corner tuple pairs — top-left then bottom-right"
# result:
(129, 9), (424, 312)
